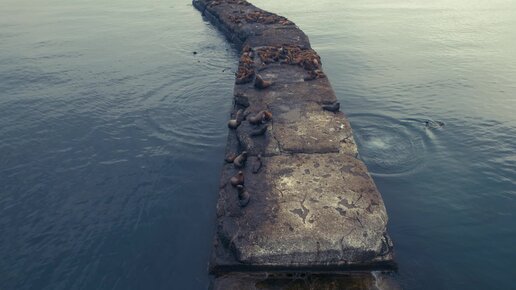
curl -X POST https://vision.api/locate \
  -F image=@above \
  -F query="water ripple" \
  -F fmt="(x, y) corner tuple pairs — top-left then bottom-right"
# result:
(349, 113), (437, 177)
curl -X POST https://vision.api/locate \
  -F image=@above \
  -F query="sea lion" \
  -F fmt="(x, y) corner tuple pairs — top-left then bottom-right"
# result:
(248, 110), (272, 125)
(254, 74), (272, 89)
(236, 71), (254, 84)
(235, 109), (245, 123)
(234, 92), (250, 107)
(227, 119), (241, 129)
(250, 124), (268, 137)
(225, 152), (238, 163)
(248, 111), (264, 125)
(233, 151), (248, 168)
(322, 102), (340, 112)
(230, 171), (244, 187)
(262, 110), (273, 121)
(236, 185), (250, 207)
(425, 120), (445, 129)
(304, 69), (326, 81)
(252, 154), (262, 174)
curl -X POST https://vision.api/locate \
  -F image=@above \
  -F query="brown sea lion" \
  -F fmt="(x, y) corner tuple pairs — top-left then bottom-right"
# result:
(262, 110), (272, 121)
(236, 185), (250, 207)
(227, 119), (241, 129)
(254, 74), (272, 89)
(248, 111), (264, 125)
(248, 110), (272, 125)
(225, 152), (238, 163)
(235, 109), (245, 122)
(230, 171), (244, 187)
(233, 151), (248, 168)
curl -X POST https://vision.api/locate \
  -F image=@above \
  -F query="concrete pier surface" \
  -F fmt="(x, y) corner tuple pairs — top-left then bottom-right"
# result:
(193, 0), (396, 287)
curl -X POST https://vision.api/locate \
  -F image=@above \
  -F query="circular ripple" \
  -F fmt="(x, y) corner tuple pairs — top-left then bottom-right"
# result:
(349, 113), (432, 177)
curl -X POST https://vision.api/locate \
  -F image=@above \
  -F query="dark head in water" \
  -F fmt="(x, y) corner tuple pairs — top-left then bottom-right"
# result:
(424, 120), (445, 129)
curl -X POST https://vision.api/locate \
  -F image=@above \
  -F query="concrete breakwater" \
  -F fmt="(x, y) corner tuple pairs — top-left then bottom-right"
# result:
(192, 0), (396, 288)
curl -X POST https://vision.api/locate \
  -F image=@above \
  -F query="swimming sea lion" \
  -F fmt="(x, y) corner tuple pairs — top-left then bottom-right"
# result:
(322, 102), (340, 112)
(233, 151), (248, 168)
(254, 74), (272, 89)
(236, 185), (250, 207)
(230, 171), (244, 187)
(425, 120), (445, 129)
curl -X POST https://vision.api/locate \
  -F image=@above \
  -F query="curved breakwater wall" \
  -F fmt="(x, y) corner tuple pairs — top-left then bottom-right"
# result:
(192, 0), (397, 288)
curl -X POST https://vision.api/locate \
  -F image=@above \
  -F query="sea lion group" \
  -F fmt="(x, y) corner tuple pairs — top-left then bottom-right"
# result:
(226, 9), (292, 26)
(226, 41), (343, 207)
(225, 103), (272, 207)
(235, 44), (326, 87)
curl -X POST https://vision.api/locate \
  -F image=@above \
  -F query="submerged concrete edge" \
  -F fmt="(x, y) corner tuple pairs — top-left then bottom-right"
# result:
(192, 0), (396, 287)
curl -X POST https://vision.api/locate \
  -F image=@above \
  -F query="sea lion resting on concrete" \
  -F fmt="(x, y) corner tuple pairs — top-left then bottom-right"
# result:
(322, 102), (340, 113)
(234, 92), (250, 107)
(248, 110), (272, 125)
(227, 119), (240, 129)
(233, 151), (248, 168)
(227, 109), (245, 129)
(230, 171), (244, 187)
(254, 74), (272, 89)
(304, 69), (326, 81)
(236, 185), (250, 207)
(225, 152), (238, 163)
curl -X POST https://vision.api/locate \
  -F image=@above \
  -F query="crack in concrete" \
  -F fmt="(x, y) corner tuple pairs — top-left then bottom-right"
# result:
(340, 229), (355, 259)
(266, 103), (283, 154)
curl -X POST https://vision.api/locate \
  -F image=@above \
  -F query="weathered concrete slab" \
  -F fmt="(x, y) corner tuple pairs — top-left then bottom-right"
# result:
(244, 27), (311, 49)
(234, 77), (338, 108)
(193, 0), (396, 283)
(270, 102), (357, 155)
(214, 153), (393, 271)
(231, 103), (356, 157)
(194, 0), (310, 49)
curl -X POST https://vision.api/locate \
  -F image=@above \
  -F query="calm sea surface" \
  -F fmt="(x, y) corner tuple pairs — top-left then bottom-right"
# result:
(1, 0), (515, 289)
